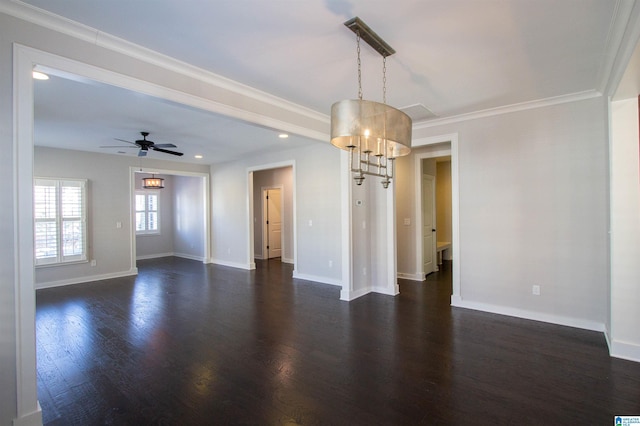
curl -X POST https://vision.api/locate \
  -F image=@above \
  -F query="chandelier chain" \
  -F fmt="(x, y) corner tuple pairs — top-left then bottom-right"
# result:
(382, 56), (387, 104)
(357, 31), (363, 100)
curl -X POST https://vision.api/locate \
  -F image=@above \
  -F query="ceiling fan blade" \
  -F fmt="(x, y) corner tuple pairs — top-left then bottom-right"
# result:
(100, 145), (138, 148)
(138, 150), (148, 157)
(114, 138), (138, 146)
(153, 143), (177, 148)
(152, 147), (184, 156)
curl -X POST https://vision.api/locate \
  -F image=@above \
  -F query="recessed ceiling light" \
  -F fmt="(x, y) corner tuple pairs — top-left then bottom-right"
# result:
(278, 133), (289, 139)
(194, 154), (203, 159)
(32, 71), (49, 80)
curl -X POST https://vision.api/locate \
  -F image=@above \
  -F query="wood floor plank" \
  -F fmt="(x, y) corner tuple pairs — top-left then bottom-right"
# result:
(36, 257), (640, 425)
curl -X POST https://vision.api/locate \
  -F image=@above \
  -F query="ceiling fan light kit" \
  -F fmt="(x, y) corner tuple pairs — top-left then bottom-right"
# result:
(330, 17), (412, 189)
(102, 131), (184, 157)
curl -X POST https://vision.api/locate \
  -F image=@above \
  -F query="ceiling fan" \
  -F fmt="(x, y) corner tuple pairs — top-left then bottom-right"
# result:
(101, 131), (184, 157)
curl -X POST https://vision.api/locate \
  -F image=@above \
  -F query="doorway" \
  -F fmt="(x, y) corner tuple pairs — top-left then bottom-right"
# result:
(262, 187), (283, 259)
(248, 164), (295, 267)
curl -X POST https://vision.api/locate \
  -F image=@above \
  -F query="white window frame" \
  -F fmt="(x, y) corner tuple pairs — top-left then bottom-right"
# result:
(135, 190), (161, 235)
(34, 177), (88, 267)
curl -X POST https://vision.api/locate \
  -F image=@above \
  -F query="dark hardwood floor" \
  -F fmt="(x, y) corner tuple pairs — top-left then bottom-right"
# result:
(36, 257), (640, 425)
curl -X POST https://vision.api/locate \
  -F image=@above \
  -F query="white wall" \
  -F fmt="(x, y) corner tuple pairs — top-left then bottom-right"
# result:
(610, 98), (640, 361)
(252, 167), (293, 262)
(211, 142), (342, 284)
(0, 14), (18, 425)
(399, 96), (610, 330)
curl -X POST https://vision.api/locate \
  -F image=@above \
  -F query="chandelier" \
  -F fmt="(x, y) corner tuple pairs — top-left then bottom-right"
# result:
(330, 17), (412, 188)
(142, 174), (164, 189)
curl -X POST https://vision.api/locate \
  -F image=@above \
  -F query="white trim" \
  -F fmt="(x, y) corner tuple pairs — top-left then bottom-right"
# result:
(412, 133), (461, 303)
(247, 161), (296, 273)
(292, 271), (342, 287)
(340, 287), (371, 301)
(397, 272), (425, 281)
(11, 402), (42, 426)
(35, 268), (138, 290)
(451, 299), (606, 333)
(610, 339), (640, 363)
(372, 285), (399, 297)
(601, 0), (640, 96)
(281, 257), (294, 264)
(386, 177), (400, 295)
(13, 42), (40, 425)
(0, 4), (330, 137)
(339, 150), (353, 300)
(173, 252), (205, 262)
(136, 252), (174, 260)
(413, 90), (601, 129)
(210, 258), (255, 270)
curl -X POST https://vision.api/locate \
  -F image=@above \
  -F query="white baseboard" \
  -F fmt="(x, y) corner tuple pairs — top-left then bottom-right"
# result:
(36, 268), (138, 290)
(136, 252), (174, 260)
(397, 272), (424, 281)
(136, 252), (204, 262)
(372, 285), (399, 296)
(173, 252), (205, 262)
(292, 271), (342, 287)
(281, 257), (294, 264)
(610, 339), (640, 363)
(12, 402), (42, 426)
(210, 258), (255, 270)
(451, 299), (606, 332)
(340, 287), (371, 301)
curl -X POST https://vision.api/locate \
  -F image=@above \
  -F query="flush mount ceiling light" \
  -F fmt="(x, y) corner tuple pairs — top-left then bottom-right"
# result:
(142, 174), (164, 189)
(330, 17), (412, 188)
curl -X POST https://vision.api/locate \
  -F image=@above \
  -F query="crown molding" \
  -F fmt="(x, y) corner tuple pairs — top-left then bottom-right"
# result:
(598, 0), (640, 97)
(0, 0), (329, 126)
(413, 90), (603, 130)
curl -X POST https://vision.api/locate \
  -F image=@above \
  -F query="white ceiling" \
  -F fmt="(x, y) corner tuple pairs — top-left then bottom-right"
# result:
(16, 0), (629, 164)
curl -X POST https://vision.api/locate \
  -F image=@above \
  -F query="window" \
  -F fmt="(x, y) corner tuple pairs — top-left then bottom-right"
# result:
(135, 192), (160, 234)
(34, 178), (87, 266)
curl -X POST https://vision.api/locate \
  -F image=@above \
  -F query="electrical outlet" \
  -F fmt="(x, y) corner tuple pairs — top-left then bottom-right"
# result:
(90, 259), (97, 267)
(532, 285), (541, 296)
(403, 218), (411, 226)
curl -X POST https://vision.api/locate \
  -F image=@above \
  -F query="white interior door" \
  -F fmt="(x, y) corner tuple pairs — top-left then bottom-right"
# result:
(422, 174), (436, 276)
(264, 188), (282, 259)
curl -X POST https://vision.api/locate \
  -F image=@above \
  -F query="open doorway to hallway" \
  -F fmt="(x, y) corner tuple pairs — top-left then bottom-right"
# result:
(251, 166), (294, 267)
(420, 156), (452, 277)
(413, 143), (454, 282)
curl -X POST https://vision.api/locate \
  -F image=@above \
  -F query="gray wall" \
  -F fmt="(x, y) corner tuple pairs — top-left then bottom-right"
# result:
(396, 96), (609, 327)
(211, 142), (342, 283)
(34, 147), (209, 288)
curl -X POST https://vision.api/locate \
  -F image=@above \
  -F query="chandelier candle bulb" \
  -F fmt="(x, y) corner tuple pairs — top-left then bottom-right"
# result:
(330, 17), (412, 188)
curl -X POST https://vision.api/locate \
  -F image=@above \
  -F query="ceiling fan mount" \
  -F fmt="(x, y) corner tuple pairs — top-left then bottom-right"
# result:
(101, 131), (184, 157)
